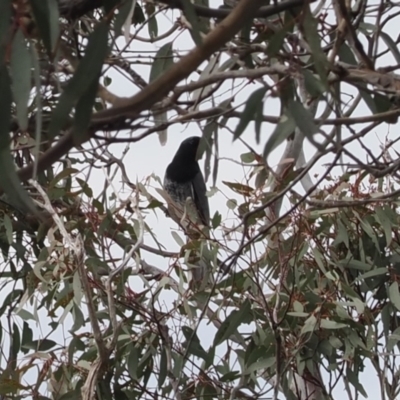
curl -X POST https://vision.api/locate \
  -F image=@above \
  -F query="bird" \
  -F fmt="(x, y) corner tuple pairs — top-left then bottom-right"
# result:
(164, 136), (210, 235)
(163, 136), (210, 282)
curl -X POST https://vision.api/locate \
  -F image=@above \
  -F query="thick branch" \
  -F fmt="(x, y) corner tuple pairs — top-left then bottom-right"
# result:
(14, 0), (288, 186)
(90, 0), (300, 126)
(58, 0), (313, 20)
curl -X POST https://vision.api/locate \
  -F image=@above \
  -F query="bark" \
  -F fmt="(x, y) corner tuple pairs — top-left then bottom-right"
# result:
(58, 0), (313, 20)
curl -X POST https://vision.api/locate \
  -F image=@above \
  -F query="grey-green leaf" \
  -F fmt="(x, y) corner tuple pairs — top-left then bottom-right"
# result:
(181, 0), (203, 46)
(213, 300), (251, 346)
(10, 30), (32, 131)
(30, 0), (59, 54)
(0, 64), (39, 217)
(389, 282), (400, 311)
(263, 114), (296, 159)
(287, 99), (319, 141)
(233, 87), (267, 141)
(303, 7), (328, 88)
(380, 31), (400, 64)
(149, 42), (174, 82)
(48, 22), (110, 139)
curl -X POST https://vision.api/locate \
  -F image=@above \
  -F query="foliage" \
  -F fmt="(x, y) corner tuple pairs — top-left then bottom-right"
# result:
(0, 0), (400, 399)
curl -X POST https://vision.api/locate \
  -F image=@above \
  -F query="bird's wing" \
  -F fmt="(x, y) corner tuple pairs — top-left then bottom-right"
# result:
(191, 171), (210, 226)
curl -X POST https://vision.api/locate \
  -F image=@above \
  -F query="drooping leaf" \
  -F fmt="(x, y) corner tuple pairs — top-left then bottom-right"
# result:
(182, 326), (211, 362)
(302, 6), (328, 88)
(389, 282), (400, 311)
(145, 2), (158, 38)
(181, 0), (203, 46)
(30, 0), (59, 55)
(149, 42), (174, 82)
(192, 55), (219, 105)
(287, 99), (319, 142)
(0, 0), (11, 50)
(233, 87), (267, 141)
(73, 78), (99, 144)
(375, 206), (392, 246)
(213, 300), (252, 346)
(114, 0), (136, 37)
(10, 30), (32, 131)
(151, 108), (168, 146)
(48, 22), (110, 140)
(302, 69), (325, 97)
(266, 27), (290, 57)
(0, 63), (39, 216)
(263, 114), (296, 159)
(380, 31), (400, 64)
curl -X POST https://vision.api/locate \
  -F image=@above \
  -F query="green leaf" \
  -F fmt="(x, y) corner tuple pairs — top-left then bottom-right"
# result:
(266, 27), (290, 57)
(21, 322), (33, 353)
(30, 0), (59, 54)
(223, 181), (254, 196)
(302, 69), (325, 97)
(149, 42), (174, 82)
(320, 319), (347, 330)
(49, 168), (79, 188)
(158, 347), (167, 388)
(375, 206), (392, 246)
(171, 231), (185, 247)
(357, 84), (377, 114)
(71, 302), (85, 332)
(240, 152), (255, 163)
(380, 31), (400, 64)
(245, 357), (275, 374)
(10, 30), (32, 130)
(37, 339), (57, 351)
(301, 315), (317, 334)
(48, 22), (110, 139)
(151, 108), (168, 145)
(114, 0), (136, 36)
(0, 1), (11, 52)
(358, 267), (387, 280)
(127, 346), (140, 380)
(389, 282), (400, 311)
(11, 323), (21, 360)
(145, 2), (158, 38)
(0, 64), (39, 216)
(212, 211), (222, 229)
(287, 99), (319, 141)
(182, 326), (211, 362)
(214, 300), (252, 346)
(3, 214), (13, 245)
(226, 199), (237, 210)
(302, 6), (328, 88)
(338, 259), (371, 271)
(346, 368), (367, 398)
(263, 114), (296, 158)
(181, 0), (203, 46)
(338, 43), (357, 65)
(233, 87), (267, 140)
(73, 78), (99, 144)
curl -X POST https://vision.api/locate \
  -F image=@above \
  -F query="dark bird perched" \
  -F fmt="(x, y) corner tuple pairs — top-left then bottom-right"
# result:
(164, 137), (210, 282)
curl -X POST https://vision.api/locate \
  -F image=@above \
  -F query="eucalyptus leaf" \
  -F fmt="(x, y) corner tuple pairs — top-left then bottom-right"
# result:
(10, 30), (32, 131)
(149, 42), (174, 82)
(48, 22), (110, 139)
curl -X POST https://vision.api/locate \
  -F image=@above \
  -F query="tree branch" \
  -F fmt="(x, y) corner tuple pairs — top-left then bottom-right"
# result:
(12, 0), (283, 187)
(58, 0), (314, 20)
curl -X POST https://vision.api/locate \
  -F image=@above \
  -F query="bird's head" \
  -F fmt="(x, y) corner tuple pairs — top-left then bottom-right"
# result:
(174, 136), (203, 162)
